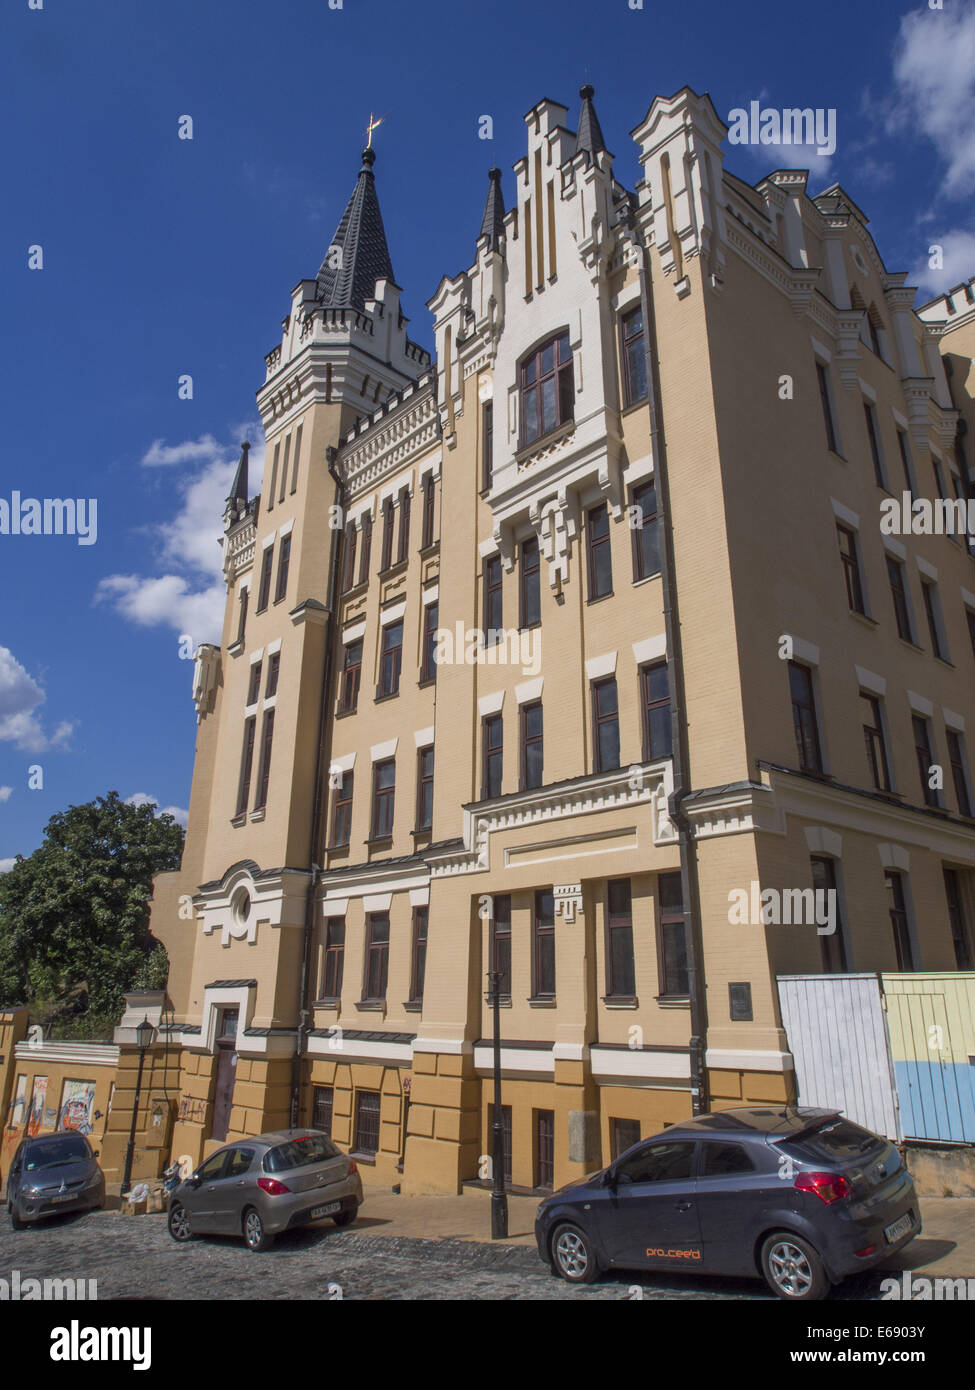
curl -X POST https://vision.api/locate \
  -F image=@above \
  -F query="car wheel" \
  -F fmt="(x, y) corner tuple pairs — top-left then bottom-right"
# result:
(243, 1206), (274, 1252)
(9, 1203), (27, 1232)
(167, 1202), (194, 1243)
(332, 1208), (356, 1228)
(551, 1221), (600, 1284)
(761, 1231), (831, 1301)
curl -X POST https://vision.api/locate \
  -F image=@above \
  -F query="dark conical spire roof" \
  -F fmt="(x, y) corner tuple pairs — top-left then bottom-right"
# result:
(316, 148), (395, 311)
(575, 84), (607, 163)
(228, 441), (250, 509)
(479, 167), (506, 251)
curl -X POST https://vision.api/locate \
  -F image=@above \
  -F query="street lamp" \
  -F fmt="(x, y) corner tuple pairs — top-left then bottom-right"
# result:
(488, 968), (508, 1240)
(121, 1016), (156, 1196)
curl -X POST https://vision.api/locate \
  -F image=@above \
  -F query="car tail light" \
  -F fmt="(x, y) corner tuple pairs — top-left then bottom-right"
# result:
(855, 1245), (877, 1258)
(347, 1160), (358, 1176)
(257, 1177), (291, 1195)
(794, 1171), (852, 1205)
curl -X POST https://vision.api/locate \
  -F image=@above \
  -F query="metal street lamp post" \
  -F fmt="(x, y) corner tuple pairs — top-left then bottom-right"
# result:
(488, 968), (508, 1239)
(121, 1016), (156, 1196)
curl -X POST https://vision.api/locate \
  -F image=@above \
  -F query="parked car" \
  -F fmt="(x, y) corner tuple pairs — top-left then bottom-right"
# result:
(5, 1131), (106, 1229)
(167, 1129), (363, 1252)
(535, 1106), (920, 1299)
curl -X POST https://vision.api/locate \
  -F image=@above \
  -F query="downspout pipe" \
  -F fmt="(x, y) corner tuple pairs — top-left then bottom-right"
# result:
(289, 447), (345, 1127)
(636, 238), (710, 1116)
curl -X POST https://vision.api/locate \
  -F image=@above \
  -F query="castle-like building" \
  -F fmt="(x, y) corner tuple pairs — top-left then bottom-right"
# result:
(32, 85), (974, 1196)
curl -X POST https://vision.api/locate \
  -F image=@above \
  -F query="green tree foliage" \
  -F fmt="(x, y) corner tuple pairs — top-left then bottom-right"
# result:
(0, 792), (182, 1035)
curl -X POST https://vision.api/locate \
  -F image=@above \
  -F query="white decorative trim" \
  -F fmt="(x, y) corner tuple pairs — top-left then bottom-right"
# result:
(916, 555), (938, 581)
(472, 1045), (555, 1077)
(882, 534), (907, 560)
(878, 843), (911, 872)
(858, 378), (878, 403)
(855, 666), (886, 696)
(830, 497), (860, 528)
(412, 1037), (471, 1055)
(614, 282), (642, 312)
(380, 601), (406, 627)
(961, 586), (975, 610)
(413, 726), (434, 748)
(307, 1034), (412, 1064)
(417, 450), (442, 481)
(892, 408), (909, 430)
(791, 636), (820, 666)
(552, 1042), (590, 1061)
(370, 738), (398, 761)
(622, 453), (653, 486)
(810, 336), (832, 363)
(515, 677), (544, 704)
(943, 707), (966, 732)
(907, 690), (934, 717)
(363, 892), (392, 912)
(705, 1048), (795, 1072)
(237, 576), (251, 595)
(477, 690), (505, 716)
(330, 751), (356, 773)
(323, 899), (348, 919)
(422, 584), (439, 604)
(278, 517), (295, 537)
(632, 634), (666, 665)
(266, 638), (282, 655)
(13, 1041), (119, 1067)
(804, 826), (843, 857)
(584, 651), (617, 681)
(249, 648), (264, 665)
(342, 621), (366, 644)
(478, 537), (500, 558)
(589, 1047), (691, 1081)
(409, 886), (429, 907)
(261, 531), (276, 550)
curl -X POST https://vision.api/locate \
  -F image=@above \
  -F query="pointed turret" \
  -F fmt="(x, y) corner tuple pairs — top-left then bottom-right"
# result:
(575, 83), (608, 163)
(227, 440), (250, 511)
(479, 167), (506, 251)
(316, 148), (396, 311)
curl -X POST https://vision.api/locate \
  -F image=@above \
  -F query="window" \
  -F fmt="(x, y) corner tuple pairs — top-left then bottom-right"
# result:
(521, 701), (543, 790)
(864, 400), (885, 488)
(789, 661), (823, 773)
(482, 714), (503, 798)
(586, 502), (613, 600)
(236, 716), (256, 816)
(606, 879), (635, 997)
(397, 489), (411, 563)
(487, 1103), (512, 1182)
(520, 332), (573, 447)
(887, 557), (913, 642)
(330, 771), (353, 847)
(339, 640), (362, 714)
(247, 661), (262, 707)
(944, 867), (972, 970)
(836, 524), (865, 614)
(532, 889), (555, 999)
(321, 921), (345, 999)
(592, 677), (620, 773)
(421, 473), (435, 548)
(631, 480), (659, 582)
(641, 661), (672, 761)
(274, 534), (291, 602)
(811, 855), (847, 972)
(482, 401), (494, 491)
(420, 602), (438, 683)
(968, 608), (975, 661)
(353, 1090), (381, 1155)
(312, 1086), (334, 1136)
(370, 759), (395, 839)
(922, 582), (947, 661)
(342, 523), (358, 593)
(254, 710), (274, 809)
(897, 431), (915, 495)
(534, 1109), (555, 1189)
(416, 746), (434, 831)
(256, 546), (274, 611)
(700, 1143), (755, 1177)
(358, 512), (372, 585)
(266, 442), (279, 511)
(816, 361), (838, 454)
(380, 497), (395, 572)
(291, 423), (302, 495)
(657, 872), (687, 996)
(265, 652), (280, 698)
(410, 906), (428, 1002)
(378, 620), (403, 698)
(946, 730), (972, 817)
(621, 305), (648, 406)
(912, 714), (939, 808)
(885, 869), (915, 970)
(363, 915), (389, 1000)
(484, 555), (503, 638)
(861, 692), (891, 792)
(610, 1118), (641, 1160)
(519, 536), (540, 628)
(951, 471), (973, 550)
(235, 587), (248, 645)
(614, 1140), (694, 1185)
(490, 894), (511, 997)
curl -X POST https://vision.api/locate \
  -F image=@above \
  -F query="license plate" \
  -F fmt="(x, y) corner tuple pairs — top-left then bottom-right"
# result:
(310, 1201), (341, 1219)
(885, 1212), (913, 1243)
(50, 1194), (76, 1204)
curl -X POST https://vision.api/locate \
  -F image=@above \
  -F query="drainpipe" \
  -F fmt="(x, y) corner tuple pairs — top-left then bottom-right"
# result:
(289, 447), (345, 1127)
(636, 241), (710, 1116)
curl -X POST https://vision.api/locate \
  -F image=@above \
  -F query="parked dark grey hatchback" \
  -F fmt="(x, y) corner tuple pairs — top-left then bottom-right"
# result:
(5, 1132), (106, 1229)
(167, 1129), (363, 1252)
(535, 1107), (920, 1299)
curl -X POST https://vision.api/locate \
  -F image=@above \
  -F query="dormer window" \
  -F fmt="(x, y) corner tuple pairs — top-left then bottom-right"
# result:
(520, 332), (574, 447)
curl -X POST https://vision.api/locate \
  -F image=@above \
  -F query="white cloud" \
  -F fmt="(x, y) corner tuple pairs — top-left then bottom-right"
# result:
(125, 793), (189, 829)
(0, 858), (16, 874)
(891, 2), (975, 197)
(141, 434), (224, 468)
(0, 787), (12, 803)
(0, 647), (75, 753)
(912, 228), (975, 294)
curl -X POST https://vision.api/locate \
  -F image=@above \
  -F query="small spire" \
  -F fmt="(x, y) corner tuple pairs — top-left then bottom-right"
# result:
(228, 441), (250, 510)
(575, 83), (607, 164)
(316, 146), (395, 311)
(479, 167), (506, 251)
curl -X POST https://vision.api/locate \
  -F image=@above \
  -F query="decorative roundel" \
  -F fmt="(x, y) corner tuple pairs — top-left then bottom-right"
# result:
(850, 244), (869, 276)
(231, 887), (251, 926)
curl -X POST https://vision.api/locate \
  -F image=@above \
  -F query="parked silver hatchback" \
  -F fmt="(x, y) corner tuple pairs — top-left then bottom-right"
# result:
(167, 1129), (363, 1251)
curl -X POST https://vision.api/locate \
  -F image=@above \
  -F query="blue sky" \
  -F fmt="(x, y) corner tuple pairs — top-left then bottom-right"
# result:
(1, 0), (973, 865)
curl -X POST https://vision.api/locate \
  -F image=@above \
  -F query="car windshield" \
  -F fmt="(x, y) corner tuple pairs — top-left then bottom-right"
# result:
(264, 1135), (339, 1172)
(777, 1117), (884, 1164)
(25, 1135), (91, 1170)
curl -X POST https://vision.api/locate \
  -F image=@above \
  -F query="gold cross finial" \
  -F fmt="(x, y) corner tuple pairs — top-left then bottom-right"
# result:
(366, 111), (387, 149)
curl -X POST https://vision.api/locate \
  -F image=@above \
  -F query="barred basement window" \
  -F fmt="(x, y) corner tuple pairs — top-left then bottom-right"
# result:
(312, 1086), (333, 1136)
(353, 1090), (381, 1155)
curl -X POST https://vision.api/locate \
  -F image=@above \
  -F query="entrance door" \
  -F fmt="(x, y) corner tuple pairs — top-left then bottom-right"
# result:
(212, 1008), (240, 1143)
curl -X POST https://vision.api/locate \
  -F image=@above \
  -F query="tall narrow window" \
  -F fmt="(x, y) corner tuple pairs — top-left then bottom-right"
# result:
(420, 602), (438, 683)
(330, 771), (353, 847)
(274, 534), (291, 603)
(951, 471), (973, 550)
(410, 907), (428, 1003)
(380, 497), (395, 572)
(606, 879), (635, 998)
(641, 661), (672, 761)
(811, 856), (848, 972)
(520, 332), (573, 447)
(482, 401), (494, 491)
(378, 620), (403, 698)
(339, 640), (362, 714)
(358, 512), (372, 585)
(235, 587), (248, 646)
(816, 361), (838, 454)
(254, 709), (275, 810)
(836, 524), (865, 614)
(944, 867), (972, 970)
(421, 473), (435, 548)
(236, 717), (256, 816)
(257, 547), (274, 611)
(519, 536), (541, 628)
(592, 677), (620, 772)
(534, 1109), (555, 1190)
(267, 442), (280, 510)
(321, 920), (345, 999)
(532, 889), (555, 999)
(342, 523), (358, 593)
(265, 651), (280, 698)
(484, 555), (503, 639)
(353, 1090), (381, 1155)
(482, 714), (503, 798)
(490, 894), (511, 996)
(397, 489), (411, 562)
(860, 692), (891, 792)
(912, 714), (939, 808)
(290, 424), (302, 494)
(887, 557), (913, 641)
(967, 608), (975, 661)
(789, 661), (823, 773)
(586, 503), (613, 600)
(416, 746), (434, 831)
(657, 872), (688, 996)
(312, 1085), (333, 1134)
(279, 435), (290, 504)
(946, 730), (972, 817)
(370, 759), (395, 839)
(922, 581), (947, 660)
(521, 701), (543, 790)
(631, 480), (659, 582)
(897, 431), (915, 496)
(247, 661), (263, 707)
(363, 914), (390, 1001)
(864, 400), (885, 488)
(621, 305), (648, 406)
(885, 870), (915, 970)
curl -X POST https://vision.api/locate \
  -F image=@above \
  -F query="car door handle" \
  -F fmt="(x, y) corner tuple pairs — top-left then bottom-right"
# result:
(676, 1201), (693, 1211)
(236, 1180), (246, 1186)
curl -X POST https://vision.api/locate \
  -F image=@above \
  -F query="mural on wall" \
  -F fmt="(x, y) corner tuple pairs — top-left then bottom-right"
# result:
(26, 1076), (48, 1136)
(58, 1079), (97, 1135)
(8, 1074), (27, 1129)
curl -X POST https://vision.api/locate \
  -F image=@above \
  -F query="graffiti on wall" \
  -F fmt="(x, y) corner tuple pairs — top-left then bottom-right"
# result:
(58, 1079), (96, 1135)
(8, 1075), (27, 1130)
(177, 1095), (207, 1125)
(26, 1076), (48, 1136)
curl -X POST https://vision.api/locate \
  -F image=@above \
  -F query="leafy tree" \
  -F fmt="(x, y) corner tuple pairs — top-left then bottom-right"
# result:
(0, 791), (182, 1036)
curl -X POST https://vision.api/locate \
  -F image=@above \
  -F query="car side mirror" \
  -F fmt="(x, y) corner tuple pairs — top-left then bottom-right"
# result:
(92, 1150), (100, 1159)
(186, 1175), (201, 1189)
(603, 1167), (617, 1189)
